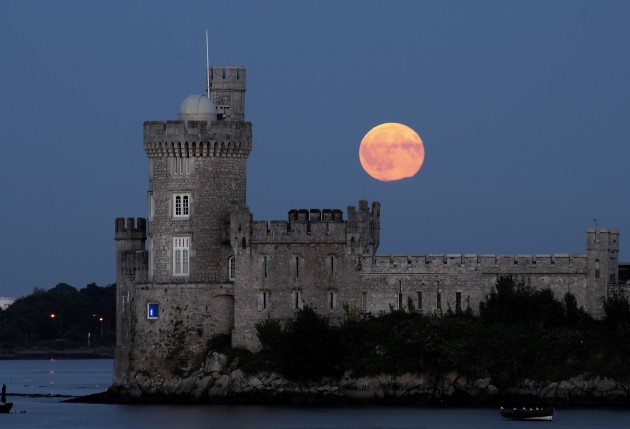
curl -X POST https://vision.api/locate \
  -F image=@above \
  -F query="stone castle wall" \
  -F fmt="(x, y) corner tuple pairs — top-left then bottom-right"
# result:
(124, 283), (233, 381)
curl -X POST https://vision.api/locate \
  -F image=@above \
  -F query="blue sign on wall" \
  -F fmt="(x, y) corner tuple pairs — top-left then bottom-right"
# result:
(147, 302), (159, 320)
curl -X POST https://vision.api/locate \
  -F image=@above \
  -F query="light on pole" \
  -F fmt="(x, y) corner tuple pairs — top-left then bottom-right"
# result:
(50, 313), (62, 337)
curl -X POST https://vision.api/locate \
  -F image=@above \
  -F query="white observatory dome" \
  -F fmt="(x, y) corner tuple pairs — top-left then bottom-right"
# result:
(178, 95), (218, 123)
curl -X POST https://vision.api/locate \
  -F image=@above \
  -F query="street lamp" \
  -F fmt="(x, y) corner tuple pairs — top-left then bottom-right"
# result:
(93, 314), (105, 338)
(50, 313), (62, 337)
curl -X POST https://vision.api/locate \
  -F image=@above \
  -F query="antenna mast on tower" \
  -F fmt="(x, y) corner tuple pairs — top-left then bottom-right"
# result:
(205, 30), (210, 99)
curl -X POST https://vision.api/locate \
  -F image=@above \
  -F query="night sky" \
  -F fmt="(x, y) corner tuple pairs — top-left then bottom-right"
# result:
(1, 1), (628, 298)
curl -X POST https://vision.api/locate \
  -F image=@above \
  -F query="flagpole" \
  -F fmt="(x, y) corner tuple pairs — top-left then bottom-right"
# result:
(206, 30), (210, 98)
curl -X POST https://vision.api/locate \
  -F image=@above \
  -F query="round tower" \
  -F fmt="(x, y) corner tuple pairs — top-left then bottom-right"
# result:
(145, 67), (251, 283)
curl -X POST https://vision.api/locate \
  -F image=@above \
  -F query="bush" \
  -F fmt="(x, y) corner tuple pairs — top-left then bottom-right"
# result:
(277, 306), (341, 381)
(479, 276), (565, 327)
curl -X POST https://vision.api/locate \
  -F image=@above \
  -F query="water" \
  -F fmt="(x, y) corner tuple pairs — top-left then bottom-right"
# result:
(1, 359), (629, 429)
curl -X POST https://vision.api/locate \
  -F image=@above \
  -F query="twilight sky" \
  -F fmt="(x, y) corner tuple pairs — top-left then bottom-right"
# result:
(1, 1), (629, 298)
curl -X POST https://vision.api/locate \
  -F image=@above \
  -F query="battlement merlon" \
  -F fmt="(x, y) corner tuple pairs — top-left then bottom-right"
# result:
(115, 217), (146, 239)
(115, 218), (147, 252)
(143, 120), (252, 158)
(208, 66), (246, 89)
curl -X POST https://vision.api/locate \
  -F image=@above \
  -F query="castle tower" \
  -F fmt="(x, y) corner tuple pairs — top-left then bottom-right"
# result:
(208, 66), (246, 121)
(113, 217), (147, 385)
(144, 67), (251, 283)
(586, 228), (620, 317)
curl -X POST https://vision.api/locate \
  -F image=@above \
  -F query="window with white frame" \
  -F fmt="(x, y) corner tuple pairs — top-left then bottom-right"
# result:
(173, 236), (190, 276)
(173, 193), (190, 218)
(228, 256), (235, 280)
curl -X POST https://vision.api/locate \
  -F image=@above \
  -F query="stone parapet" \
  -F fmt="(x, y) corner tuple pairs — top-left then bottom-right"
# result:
(143, 120), (252, 158)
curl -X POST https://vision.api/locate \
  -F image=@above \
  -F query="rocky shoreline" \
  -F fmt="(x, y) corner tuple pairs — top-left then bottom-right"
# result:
(97, 352), (630, 407)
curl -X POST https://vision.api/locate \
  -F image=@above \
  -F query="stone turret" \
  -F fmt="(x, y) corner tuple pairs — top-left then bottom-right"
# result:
(587, 228), (620, 317)
(113, 217), (147, 385)
(208, 66), (246, 121)
(145, 70), (252, 284)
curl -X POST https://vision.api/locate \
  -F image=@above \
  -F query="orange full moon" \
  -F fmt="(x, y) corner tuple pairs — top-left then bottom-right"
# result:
(359, 122), (425, 182)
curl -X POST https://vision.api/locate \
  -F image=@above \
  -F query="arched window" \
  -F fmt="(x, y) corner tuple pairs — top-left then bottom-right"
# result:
(595, 259), (600, 279)
(241, 237), (246, 249)
(228, 256), (236, 281)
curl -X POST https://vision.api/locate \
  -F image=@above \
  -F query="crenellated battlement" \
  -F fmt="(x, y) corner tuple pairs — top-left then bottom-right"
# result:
(115, 218), (146, 241)
(143, 120), (252, 158)
(288, 208), (344, 223)
(587, 228), (620, 250)
(363, 253), (588, 273)
(250, 219), (349, 242)
(245, 201), (380, 255)
(209, 66), (246, 88)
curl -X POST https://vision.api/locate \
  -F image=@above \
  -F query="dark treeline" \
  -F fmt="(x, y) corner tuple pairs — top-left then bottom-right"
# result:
(0, 283), (116, 346)
(234, 276), (630, 386)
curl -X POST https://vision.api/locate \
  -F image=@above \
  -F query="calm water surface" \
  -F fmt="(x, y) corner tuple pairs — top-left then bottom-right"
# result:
(1, 359), (629, 429)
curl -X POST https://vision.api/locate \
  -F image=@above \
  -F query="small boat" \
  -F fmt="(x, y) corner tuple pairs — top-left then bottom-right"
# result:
(0, 402), (13, 414)
(500, 406), (556, 421)
(1, 384), (12, 413)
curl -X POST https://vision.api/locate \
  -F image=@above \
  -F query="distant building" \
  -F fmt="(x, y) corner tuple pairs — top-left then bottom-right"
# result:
(113, 66), (625, 386)
(0, 297), (15, 311)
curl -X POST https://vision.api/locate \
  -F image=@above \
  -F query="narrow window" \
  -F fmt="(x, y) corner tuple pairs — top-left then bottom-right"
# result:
(417, 291), (422, 312)
(182, 195), (189, 215)
(257, 291), (269, 311)
(330, 256), (334, 273)
(456, 292), (462, 313)
(295, 256), (300, 278)
(173, 236), (190, 276)
(148, 238), (154, 278)
(148, 192), (154, 221)
(595, 259), (600, 279)
(241, 237), (246, 249)
(329, 291), (337, 310)
(263, 256), (268, 278)
(436, 293), (442, 311)
(228, 256), (235, 280)
(361, 292), (367, 311)
(293, 291), (302, 310)
(398, 293), (403, 310)
(173, 157), (191, 175)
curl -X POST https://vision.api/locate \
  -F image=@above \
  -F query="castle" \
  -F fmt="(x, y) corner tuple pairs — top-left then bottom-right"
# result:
(113, 66), (621, 385)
